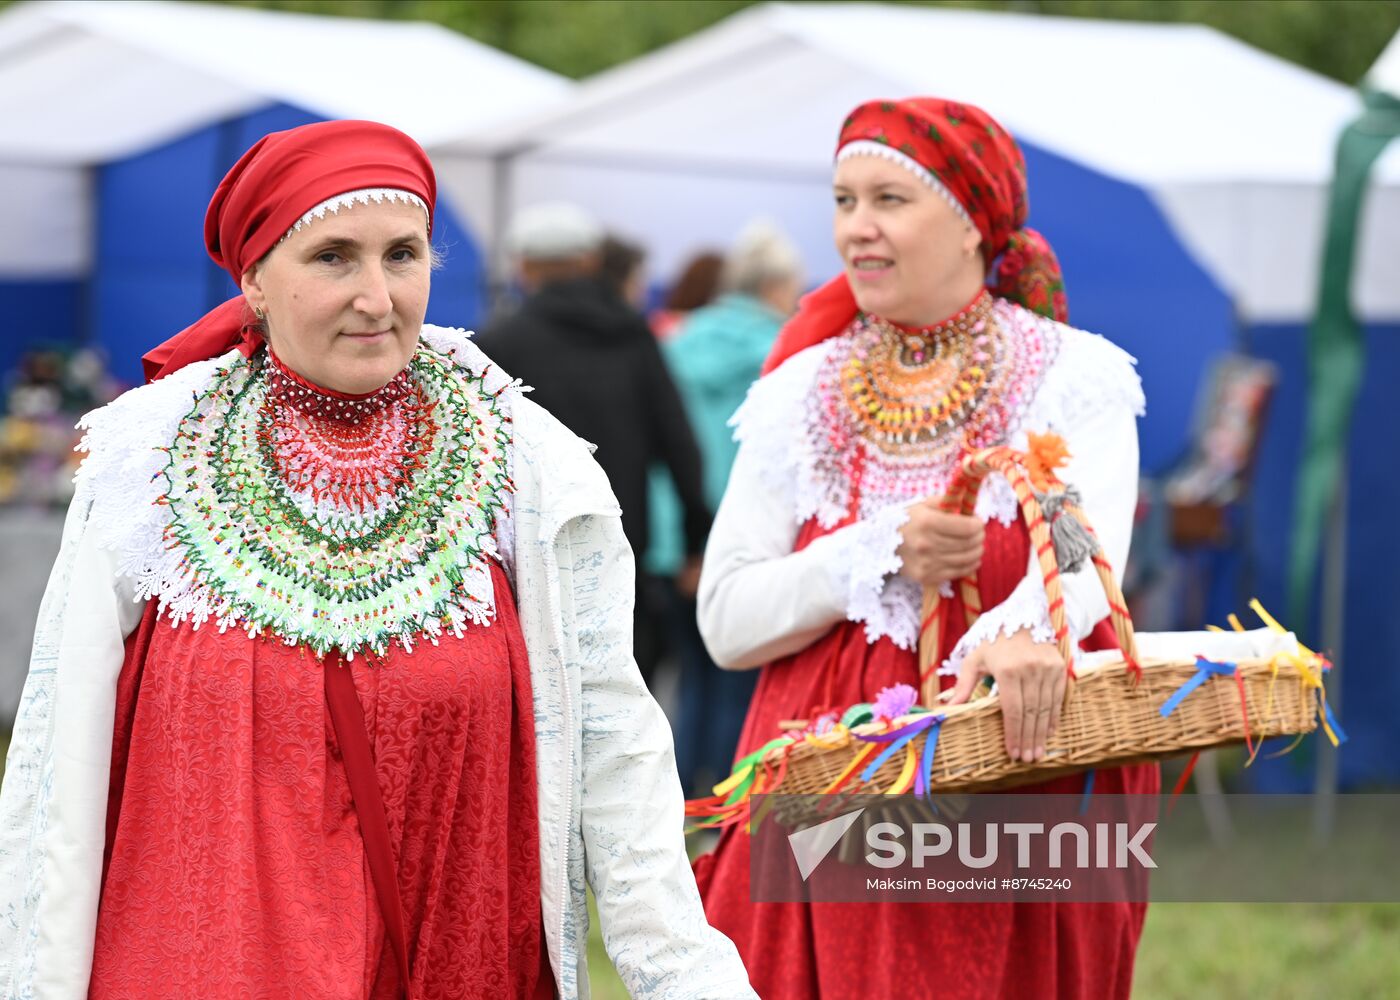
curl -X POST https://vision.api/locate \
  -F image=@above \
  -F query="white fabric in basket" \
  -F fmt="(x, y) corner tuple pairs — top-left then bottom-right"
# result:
(1078, 627), (1300, 672)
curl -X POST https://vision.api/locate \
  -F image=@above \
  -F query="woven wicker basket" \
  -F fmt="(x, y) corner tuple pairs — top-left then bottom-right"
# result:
(776, 653), (1318, 796)
(769, 444), (1322, 797)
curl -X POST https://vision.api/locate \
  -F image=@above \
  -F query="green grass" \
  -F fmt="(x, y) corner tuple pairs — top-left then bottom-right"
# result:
(1135, 903), (1400, 998)
(584, 897), (1400, 999)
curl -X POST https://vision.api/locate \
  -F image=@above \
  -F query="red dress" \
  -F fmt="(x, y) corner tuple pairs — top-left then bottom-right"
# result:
(694, 514), (1159, 1000)
(91, 559), (549, 999)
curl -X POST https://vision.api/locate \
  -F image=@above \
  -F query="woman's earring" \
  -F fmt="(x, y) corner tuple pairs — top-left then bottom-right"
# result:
(254, 306), (266, 321)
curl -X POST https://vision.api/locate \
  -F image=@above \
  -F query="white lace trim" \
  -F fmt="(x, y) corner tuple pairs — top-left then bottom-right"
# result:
(420, 324), (525, 581)
(281, 187), (429, 242)
(837, 140), (974, 227)
(975, 474), (1021, 526)
(838, 502), (920, 650)
(1021, 322), (1146, 432)
(419, 323), (523, 400)
(938, 576), (1057, 677)
(729, 343), (828, 516)
(75, 354), (231, 568)
(732, 304), (1143, 650)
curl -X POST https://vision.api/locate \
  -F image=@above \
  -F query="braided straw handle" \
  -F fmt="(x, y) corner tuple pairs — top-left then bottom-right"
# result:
(916, 446), (1140, 707)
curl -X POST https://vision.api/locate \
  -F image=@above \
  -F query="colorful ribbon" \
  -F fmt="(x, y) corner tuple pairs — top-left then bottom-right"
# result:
(1166, 750), (1202, 817)
(1078, 768), (1096, 816)
(1165, 598), (1349, 805)
(684, 735), (795, 830)
(854, 713), (946, 796)
(1247, 599), (1347, 749)
(916, 716), (947, 798)
(1158, 657), (1239, 718)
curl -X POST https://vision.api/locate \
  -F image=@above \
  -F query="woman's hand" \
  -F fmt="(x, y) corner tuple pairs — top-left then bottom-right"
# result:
(946, 629), (1067, 762)
(895, 502), (984, 587)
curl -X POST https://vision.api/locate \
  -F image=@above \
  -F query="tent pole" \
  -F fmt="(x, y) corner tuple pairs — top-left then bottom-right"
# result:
(1313, 458), (1347, 844)
(487, 151), (513, 318)
(79, 164), (97, 348)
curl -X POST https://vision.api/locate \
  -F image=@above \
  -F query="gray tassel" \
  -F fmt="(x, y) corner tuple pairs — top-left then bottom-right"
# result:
(1037, 486), (1100, 574)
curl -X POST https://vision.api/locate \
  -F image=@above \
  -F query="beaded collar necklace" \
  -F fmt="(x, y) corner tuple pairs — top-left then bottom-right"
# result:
(152, 344), (513, 658)
(265, 348), (414, 425)
(841, 290), (995, 447)
(805, 294), (1058, 526)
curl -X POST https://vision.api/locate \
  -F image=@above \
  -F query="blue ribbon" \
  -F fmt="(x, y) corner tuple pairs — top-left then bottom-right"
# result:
(857, 714), (941, 785)
(1159, 657), (1237, 718)
(914, 715), (947, 798)
(860, 732), (917, 784)
(1078, 768), (1097, 816)
(1318, 690), (1349, 744)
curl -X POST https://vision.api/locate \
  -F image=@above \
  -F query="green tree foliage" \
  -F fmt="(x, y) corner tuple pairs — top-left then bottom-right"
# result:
(0, 0), (1390, 83)
(204, 0), (1400, 85)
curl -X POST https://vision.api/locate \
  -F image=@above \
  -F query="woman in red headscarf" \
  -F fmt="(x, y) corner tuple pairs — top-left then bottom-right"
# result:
(691, 99), (1157, 998)
(0, 121), (755, 1000)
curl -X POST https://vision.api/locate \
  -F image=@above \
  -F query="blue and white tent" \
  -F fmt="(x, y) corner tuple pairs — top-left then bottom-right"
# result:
(447, 2), (1400, 786)
(0, 0), (571, 385)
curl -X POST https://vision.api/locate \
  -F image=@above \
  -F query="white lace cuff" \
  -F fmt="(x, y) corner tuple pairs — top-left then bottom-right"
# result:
(939, 574), (1057, 677)
(835, 503), (922, 650)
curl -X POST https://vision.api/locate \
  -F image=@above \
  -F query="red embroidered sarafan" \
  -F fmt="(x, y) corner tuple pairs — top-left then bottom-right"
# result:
(90, 561), (547, 999)
(694, 515), (1158, 1000)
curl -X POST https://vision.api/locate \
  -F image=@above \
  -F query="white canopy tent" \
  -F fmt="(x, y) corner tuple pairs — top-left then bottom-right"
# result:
(0, 0), (572, 278)
(441, 1), (1400, 325)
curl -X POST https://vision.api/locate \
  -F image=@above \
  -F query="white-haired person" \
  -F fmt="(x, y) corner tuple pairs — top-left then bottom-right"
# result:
(476, 204), (712, 690)
(646, 221), (804, 795)
(0, 120), (755, 1000)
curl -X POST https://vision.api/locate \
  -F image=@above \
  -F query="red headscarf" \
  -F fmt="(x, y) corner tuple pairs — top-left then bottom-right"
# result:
(142, 120), (437, 382)
(763, 97), (1066, 375)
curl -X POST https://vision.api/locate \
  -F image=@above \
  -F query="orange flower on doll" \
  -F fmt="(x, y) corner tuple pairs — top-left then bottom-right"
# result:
(1025, 431), (1071, 491)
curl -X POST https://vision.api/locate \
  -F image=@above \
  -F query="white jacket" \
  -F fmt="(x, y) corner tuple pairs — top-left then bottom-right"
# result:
(0, 327), (756, 1000)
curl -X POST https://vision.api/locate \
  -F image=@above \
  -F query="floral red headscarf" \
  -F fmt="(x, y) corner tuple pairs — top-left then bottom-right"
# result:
(763, 97), (1066, 375)
(142, 120), (437, 383)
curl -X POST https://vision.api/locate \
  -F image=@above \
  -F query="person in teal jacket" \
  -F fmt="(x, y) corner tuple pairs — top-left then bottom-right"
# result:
(646, 221), (803, 794)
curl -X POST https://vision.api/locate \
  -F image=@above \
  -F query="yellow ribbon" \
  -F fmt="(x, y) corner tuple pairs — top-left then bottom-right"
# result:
(804, 726), (852, 750)
(712, 764), (753, 798)
(1246, 599), (1343, 749)
(823, 743), (877, 795)
(884, 743), (918, 796)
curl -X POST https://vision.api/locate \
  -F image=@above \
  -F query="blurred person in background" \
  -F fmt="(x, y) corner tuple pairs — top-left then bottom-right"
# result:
(646, 220), (804, 795)
(0, 124), (755, 1000)
(598, 233), (650, 311)
(649, 250), (724, 340)
(476, 205), (711, 687)
(691, 98), (1153, 999)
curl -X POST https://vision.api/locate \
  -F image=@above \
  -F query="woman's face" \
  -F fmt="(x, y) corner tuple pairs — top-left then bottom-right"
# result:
(833, 155), (982, 326)
(241, 199), (430, 394)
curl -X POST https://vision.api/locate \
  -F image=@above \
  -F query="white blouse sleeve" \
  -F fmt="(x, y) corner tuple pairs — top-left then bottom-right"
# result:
(940, 329), (1144, 677)
(696, 346), (923, 669)
(696, 437), (921, 669)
